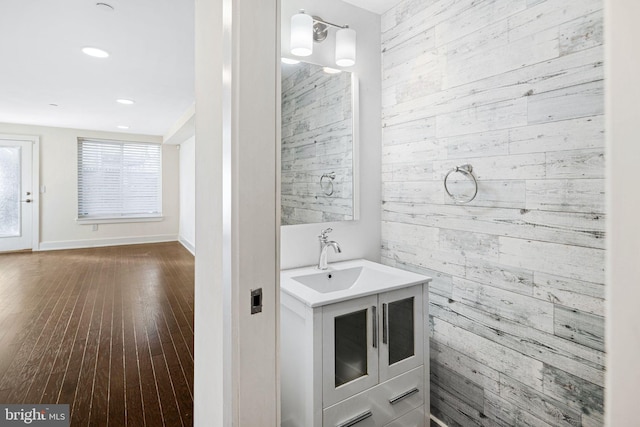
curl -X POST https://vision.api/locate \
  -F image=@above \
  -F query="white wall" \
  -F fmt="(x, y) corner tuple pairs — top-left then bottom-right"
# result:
(194, 0), (279, 424)
(0, 122), (179, 250)
(605, 0), (640, 424)
(280, 0), (381, 269)
(179, 135), (195, 253)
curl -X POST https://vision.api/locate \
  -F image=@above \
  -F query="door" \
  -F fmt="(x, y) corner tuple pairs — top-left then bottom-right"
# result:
(378, 285), (424, 383)
(322, 294), (379, 408)
(0, 139), (34, 252)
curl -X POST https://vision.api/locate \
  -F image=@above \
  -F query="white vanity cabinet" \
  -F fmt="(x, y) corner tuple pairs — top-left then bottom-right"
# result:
(281, 268), (430, 427)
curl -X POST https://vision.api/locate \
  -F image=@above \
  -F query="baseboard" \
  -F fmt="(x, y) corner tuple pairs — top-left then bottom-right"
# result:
(430, 414), (448, 427)
(37, 234), (179, 251)
(178, 236), (195, 255)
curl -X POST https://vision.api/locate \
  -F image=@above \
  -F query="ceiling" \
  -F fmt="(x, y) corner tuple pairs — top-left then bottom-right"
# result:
(341, 0), (402, 15)
(0, 0), (195, 137)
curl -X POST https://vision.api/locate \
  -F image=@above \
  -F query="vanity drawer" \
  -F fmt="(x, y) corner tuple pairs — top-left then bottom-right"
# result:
(384, 406), (425, 427)
(323, 366), (424, 427)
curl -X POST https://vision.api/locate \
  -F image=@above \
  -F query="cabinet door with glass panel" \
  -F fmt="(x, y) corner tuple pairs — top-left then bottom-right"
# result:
(378, 285), (424, 383)
(321, 285), (424, 407)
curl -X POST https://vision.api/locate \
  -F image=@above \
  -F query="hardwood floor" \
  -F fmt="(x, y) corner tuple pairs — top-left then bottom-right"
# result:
(0, 242), (194, 426)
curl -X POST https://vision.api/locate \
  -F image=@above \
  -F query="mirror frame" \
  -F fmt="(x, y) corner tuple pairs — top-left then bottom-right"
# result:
(280, 61), (360, 225)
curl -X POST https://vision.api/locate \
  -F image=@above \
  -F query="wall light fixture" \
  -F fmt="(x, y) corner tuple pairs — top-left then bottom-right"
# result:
(290, 10), (356, 67)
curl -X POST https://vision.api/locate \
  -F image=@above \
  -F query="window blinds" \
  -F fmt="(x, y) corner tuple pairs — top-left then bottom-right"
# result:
(77, 139), (162, 220)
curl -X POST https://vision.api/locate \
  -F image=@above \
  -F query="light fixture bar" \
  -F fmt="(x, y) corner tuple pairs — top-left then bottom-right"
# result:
(312, 17), (348, 30)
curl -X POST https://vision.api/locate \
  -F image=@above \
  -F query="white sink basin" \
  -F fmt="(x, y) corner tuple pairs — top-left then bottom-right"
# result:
(292, 267), (363, 293)
(281, 259), (431, 307)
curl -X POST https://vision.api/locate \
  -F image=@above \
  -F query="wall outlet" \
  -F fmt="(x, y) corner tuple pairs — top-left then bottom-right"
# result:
(92, 224), (98, 231)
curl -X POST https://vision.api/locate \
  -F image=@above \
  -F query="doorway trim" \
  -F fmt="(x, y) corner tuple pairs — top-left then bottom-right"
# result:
(0, 133), (40, 251)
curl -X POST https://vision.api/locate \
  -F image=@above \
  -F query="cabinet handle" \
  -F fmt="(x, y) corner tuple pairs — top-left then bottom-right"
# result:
(336, 410), (373, 427)
(389, 387), (419, 405)
(382, 303), (388, 345)
(371, 306), (377, 349)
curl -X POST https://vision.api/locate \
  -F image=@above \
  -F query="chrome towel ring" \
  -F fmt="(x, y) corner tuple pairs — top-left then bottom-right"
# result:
(444, 164), (478, 204)
(320, 172), (336, 196)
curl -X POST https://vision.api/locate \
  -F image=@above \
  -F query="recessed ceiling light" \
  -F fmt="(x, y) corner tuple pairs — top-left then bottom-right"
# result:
(281, 57), (300, 65)
(323, 67), (342, 74)
(116, 99), (135, 105)
(82, 47), (110, 58)
(117, 125), (130, 130)
(96, 2), (114, 12)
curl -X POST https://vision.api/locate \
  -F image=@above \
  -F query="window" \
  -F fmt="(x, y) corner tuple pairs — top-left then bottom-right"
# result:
(77, 138), (162, 222)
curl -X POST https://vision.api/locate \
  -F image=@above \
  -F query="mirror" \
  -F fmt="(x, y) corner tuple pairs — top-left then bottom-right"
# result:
(281, 61), (358, 226)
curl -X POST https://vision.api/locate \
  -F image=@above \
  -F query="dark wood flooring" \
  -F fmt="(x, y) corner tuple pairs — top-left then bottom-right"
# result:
(0, 242), (194, 426)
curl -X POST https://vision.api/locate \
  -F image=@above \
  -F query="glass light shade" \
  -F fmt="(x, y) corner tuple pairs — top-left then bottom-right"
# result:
(290, 13), (313, 57)
(281, 57), (300, 65)
(335, 28), (356, 67)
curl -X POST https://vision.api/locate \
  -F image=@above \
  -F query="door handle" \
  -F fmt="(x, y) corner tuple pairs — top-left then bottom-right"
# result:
(371, 306), (377, 349)
(389, 387), (419, 405)
(382, 303), (388, 345)
(336, 410), (372, 427)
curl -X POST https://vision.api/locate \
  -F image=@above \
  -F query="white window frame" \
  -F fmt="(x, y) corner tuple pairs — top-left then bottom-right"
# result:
(76, 138), (163, 224)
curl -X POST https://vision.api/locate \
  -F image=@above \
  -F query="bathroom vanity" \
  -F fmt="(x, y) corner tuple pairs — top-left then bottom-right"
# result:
(280, 259), (431, 427)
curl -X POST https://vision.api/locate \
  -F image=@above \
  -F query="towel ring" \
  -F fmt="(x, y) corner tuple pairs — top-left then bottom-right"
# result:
(320, 172), (336, 196)
(444, 164), (478, 204)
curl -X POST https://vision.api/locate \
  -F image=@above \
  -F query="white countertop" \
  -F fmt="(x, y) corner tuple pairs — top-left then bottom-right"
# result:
(280, 259), (431, 307)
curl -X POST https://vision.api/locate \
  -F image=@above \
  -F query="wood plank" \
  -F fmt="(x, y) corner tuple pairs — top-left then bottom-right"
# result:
(382, 201), (605, 249)
(508, 0), (602, 42)
(542, 364), (604, 421)
(382, 117), (436, 146)
(558, 10), (603, 56)
(451, 277), (554, 333)
(434, 0), (527, 47)
(528, 80), (603, 124)
(533, 272), (605, 316)
(509, 116), (604, 154)
(434, 153), (546, 181)
(439, 229), (500, 262)
(465, 258), (534, 296)
(484, 390), (554, 427)
(430, 316), (544, 391)
(431, 362), (485, 413)
(443, 130), (509, 159)
(382, 44), (602, 127)
(445, 28), (558, 89)
(435, 98), (528, 138)
(499, 236), (605, 283)
(382, 221), (466, 277)
(498, 374), (582, 427)
(70, 258), (108, 425)
(430, 381), (487, 427)
(545, 148), (605, 179)
(554, 306), (605, 352)
(430, 293), (605, 385)
(382, 181), (444, 204)
(430, 339), (500, 394)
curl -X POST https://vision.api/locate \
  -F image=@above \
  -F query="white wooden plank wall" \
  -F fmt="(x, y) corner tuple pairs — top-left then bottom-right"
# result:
(380, 1), (604, 425)
(281, 62), (353, 225)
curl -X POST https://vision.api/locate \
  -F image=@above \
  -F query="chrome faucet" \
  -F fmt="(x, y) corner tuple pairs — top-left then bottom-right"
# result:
(318, 228), (342, 270)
